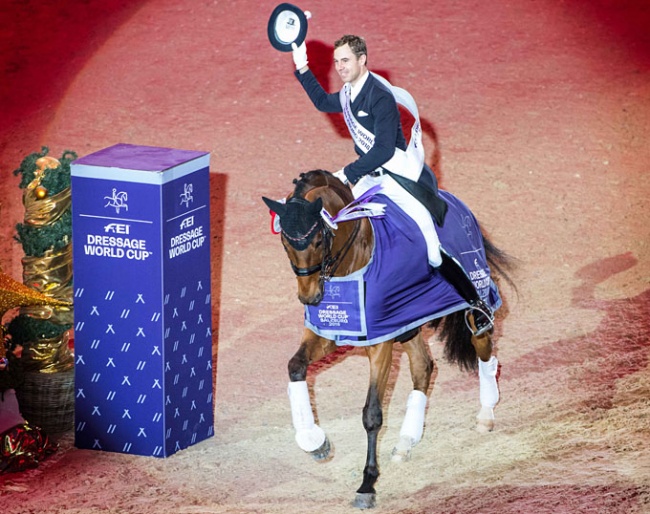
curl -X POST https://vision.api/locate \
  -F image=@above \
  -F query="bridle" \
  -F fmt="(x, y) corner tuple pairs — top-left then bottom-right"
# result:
(285, 216), (361, 284)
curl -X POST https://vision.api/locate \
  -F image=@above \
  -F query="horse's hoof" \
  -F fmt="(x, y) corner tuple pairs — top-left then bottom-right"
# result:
(476, 418), (495, 433)
(309, 436), (332, 462)
(476, 406), (495, 433)
(353, 492), (376, 509)
(391, 436), (414, 462)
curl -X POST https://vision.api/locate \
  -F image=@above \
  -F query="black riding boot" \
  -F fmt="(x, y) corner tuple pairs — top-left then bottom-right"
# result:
(437, 251), (494, 336)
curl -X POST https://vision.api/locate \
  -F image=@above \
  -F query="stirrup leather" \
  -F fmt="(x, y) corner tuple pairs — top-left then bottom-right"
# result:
(464, 300), (494, 336)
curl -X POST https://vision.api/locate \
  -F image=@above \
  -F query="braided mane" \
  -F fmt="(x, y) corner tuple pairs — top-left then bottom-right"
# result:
(291, 169), (354, 205)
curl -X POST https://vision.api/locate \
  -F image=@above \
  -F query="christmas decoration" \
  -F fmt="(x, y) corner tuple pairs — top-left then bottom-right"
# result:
(7, 146), (76, 433)
(1, 278), (64, 473)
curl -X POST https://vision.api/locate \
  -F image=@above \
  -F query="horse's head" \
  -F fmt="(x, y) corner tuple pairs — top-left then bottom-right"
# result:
(263, 170), (365, 306)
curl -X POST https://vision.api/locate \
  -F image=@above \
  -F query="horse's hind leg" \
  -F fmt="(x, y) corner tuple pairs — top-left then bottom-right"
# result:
(469, 321), (499, 433)
(287, 328), (337, 460)
(392, 331), (433, 462)
(354, 341), (394, 509)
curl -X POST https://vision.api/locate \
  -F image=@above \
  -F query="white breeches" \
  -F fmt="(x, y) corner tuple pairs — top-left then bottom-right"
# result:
(353, 174), (442, 267)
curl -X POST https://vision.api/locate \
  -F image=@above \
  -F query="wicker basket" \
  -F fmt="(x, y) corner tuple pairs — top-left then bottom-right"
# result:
(16, 368), (75, 434)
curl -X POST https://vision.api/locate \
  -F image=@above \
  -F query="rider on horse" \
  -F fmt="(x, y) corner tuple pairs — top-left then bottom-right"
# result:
(290, 34), (494, 335)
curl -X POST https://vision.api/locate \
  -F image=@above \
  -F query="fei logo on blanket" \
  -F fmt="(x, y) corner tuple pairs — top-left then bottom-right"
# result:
(305, 278), (366, 336)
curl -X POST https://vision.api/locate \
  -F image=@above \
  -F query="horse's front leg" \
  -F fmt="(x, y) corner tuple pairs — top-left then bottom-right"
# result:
(354, 341), (394, 509)
(469, 321), (499, 433)
(287, 328), (337, 460)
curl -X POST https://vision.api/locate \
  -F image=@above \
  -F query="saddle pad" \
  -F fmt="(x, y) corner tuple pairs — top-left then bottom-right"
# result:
(305, 191), (501, 346)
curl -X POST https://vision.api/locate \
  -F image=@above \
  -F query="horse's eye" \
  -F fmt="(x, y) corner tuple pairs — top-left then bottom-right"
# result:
(314, 239), (323, 249)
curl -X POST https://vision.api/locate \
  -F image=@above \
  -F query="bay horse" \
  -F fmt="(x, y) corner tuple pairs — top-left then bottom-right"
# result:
(263, 169), (514, 509)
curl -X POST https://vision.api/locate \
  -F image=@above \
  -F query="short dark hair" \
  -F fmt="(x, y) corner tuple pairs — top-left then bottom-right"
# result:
(334, 35), (367, 61)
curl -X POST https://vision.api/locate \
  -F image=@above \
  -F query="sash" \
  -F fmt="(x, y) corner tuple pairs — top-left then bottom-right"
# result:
(339, 73), (424, 182)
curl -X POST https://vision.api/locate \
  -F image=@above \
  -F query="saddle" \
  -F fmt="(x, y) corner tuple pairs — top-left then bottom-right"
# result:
(385, 167), (448, 227)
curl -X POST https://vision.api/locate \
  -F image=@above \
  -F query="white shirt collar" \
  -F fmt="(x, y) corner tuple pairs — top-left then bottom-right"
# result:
(350, 70), (369, 103)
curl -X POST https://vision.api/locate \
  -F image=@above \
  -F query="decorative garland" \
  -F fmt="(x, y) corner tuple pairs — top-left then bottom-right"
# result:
(15, 211), (72, 258)
(5, 317), (72, 346)
(13, 146), (75, 257)
(13, 146), (76, 193)
(7, 147), (76, 372)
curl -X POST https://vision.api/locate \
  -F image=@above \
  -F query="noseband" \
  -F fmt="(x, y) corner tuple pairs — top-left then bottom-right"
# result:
(285, 217), (361, 283)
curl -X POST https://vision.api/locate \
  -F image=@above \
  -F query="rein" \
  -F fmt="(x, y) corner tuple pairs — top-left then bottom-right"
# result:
(287, 218), (361, 282)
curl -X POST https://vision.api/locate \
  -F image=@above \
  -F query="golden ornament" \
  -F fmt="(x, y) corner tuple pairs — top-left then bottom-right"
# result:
(34, 156), (61, 174)
(34, 185), (48, 199)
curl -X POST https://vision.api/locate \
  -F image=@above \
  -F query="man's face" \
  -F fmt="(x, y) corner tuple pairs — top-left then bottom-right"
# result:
(334, 44), (366, 86)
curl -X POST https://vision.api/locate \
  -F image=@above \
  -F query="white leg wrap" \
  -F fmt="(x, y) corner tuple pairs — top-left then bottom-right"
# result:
(288, 381), (326, 452)
(478, 356), (499, 409)
(399, 390), (428, 445)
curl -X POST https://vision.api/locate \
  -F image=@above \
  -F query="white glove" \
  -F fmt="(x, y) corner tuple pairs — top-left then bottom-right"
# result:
(291, 42), (308, 70)
(333, 169), (348, 185)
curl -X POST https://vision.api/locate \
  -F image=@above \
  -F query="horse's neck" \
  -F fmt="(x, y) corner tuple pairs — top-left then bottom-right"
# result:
(305, 181), (374, 276)
(336, 217), (373, 277)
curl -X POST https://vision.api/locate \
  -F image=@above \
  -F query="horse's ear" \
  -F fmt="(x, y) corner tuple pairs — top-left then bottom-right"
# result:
(308, 197), (323, 214)
(262, 196), (287, 217)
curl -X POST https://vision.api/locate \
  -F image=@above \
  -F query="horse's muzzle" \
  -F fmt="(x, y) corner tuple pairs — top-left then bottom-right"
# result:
(296, 274), (323, 306)
(298, 290), (322, 306)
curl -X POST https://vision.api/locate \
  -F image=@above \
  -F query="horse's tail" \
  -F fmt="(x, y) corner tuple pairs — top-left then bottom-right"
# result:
(483, 233), (518, 295)
(435, 231), (518, 372)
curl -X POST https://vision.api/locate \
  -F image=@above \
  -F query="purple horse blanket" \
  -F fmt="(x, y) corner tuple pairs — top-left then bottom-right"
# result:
(304, 190), (502, 346)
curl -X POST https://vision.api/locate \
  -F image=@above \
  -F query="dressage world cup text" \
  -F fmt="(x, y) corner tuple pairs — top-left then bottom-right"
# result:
(168, 226), (206, 259)
(317, 304), (350, 327)
(84, 234), (151, 260)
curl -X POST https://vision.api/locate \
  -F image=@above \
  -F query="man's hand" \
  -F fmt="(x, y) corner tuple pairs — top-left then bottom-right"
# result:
(291, 42), (308, 71)
(333, 169), (348, 185)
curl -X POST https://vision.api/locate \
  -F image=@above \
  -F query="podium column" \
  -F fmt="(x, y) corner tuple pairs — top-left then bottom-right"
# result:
(71, 143), (214, 457)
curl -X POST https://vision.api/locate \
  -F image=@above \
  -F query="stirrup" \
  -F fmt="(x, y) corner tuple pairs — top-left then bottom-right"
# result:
(464, 300), (494, 336)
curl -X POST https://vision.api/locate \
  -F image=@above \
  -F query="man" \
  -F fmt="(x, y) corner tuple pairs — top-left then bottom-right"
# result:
(290, 35), (493, 335)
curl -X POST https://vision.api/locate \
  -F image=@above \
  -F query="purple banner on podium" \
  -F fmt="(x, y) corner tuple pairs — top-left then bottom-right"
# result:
(71, 143), (213, 457)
